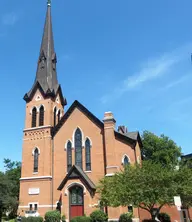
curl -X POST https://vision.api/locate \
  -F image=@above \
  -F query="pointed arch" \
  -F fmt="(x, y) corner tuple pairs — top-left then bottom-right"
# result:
(74, 128), (82, 169)
(33, 148), (39, 173)
(32, 107), (37, 128)
(122, 154), (130, 166)
(53, 106), (57, 126)
(72, 127), (85, 147)
(85, 138), (91, 171)
(67, 141), (72, 172)
(39, 105), (44, 126)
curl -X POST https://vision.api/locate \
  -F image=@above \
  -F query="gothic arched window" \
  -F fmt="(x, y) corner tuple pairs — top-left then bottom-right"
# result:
(39, 106), (44, 126)
(123, 155), (130, 165)
(58, 110), (61, 123)
(53, 107), (57, 126)
(85, 138), (91, 171)
(67, 141), (72, 172)
(32, 107), (37, 128)
(75, 128), (82, 169)
(34, 148), (39, 172)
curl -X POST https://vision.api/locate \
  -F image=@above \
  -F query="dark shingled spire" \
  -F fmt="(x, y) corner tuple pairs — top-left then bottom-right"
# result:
(24, 1), (67, 106)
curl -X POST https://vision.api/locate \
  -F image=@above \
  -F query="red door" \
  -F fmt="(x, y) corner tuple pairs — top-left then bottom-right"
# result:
(70, 186), (84, 219)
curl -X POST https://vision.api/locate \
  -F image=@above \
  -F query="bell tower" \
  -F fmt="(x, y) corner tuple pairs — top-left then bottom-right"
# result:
(19, 0), (67, 216)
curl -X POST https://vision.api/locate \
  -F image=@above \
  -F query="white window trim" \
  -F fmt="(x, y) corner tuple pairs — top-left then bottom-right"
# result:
(72, 127), (85, 147)
(30, 106), (38, 114)
(38, 104), (46, 112)
(32, 147), (40, 155)
(122, 154), (131, 165)
(84, 137), (93, 147)
(64, 182), (86, 196)
(64, 139), (73, 151)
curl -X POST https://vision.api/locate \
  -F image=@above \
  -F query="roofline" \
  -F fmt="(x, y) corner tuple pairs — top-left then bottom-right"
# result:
(52, 100), (104, 137)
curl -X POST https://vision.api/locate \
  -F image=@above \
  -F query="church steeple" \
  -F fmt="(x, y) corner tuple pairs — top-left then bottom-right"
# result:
(24, 1), (67, 106)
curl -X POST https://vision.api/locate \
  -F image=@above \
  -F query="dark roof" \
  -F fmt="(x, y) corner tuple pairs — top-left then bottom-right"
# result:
(24, 3), (66, 106)
(115, 131), (143, 148)
(52, 100), (142, 147)
(58, 165), (96, 193)
(52, 100), (104, 137)
(181, 153), (192, 160)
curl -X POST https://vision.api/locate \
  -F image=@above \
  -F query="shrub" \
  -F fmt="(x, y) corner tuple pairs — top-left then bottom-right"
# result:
(21, 217), (28, 222)
(61, 215), (66, 222)
(90, 210), (108, 222)
(70, 216), (91, 222)
(45, 210), (61, 222)
(158, 213), (171, 222)
(142, 220), (156, 222)
(27, 217), (43, 222)
(119, 213), (133, 222)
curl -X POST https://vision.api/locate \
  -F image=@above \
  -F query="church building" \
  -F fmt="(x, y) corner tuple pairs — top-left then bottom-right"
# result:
(18, 2), (192, 222)
(18, 2), (142, 221)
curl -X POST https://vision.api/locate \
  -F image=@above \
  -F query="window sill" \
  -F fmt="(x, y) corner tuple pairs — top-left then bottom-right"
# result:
(33, 172), (38, 175)
(85, 171), (92, 173)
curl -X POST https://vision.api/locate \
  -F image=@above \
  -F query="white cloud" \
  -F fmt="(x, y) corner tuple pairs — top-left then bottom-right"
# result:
(124, 55), (178, 89)
(1, 13), (18, 26)
(163, 74), (191, 90)
(101, 43), (192, 104)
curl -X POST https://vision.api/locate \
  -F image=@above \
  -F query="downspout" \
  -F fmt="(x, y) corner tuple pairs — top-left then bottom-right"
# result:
(51, 130), (54, 210)
(102, 128), (108, 215)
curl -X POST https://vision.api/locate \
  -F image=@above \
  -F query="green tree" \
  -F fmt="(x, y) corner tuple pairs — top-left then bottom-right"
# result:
(141, 131), (181, 167)
(0, 159), (21, 219)
(98, 161), (192, 220)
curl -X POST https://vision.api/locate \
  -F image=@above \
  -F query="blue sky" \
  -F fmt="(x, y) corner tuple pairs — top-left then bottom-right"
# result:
(0, 0), (192, 171)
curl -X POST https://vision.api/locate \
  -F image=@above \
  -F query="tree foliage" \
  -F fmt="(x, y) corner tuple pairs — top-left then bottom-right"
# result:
(98, 161), (192, 219)
(141, 131), (181, 167)
(0, 159), (21, 219)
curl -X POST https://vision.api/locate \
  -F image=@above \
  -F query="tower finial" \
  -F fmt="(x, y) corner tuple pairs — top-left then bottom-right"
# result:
(47, 0), (51, 6)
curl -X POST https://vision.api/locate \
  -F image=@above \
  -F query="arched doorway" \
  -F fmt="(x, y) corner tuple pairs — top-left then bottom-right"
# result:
(69, 185), (84, 219)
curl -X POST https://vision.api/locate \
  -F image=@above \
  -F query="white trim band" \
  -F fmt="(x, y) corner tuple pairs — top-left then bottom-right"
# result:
(20, 176), (52, 181)
(23, 125), (51, 132)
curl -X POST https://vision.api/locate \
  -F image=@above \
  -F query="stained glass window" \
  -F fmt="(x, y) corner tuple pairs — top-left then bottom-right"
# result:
(39, 106), (44, 126)
(34, 148), (39, 172)
(70, 186), (83, 205)
(75, 128), (82, 168)
(67, 141), (72, 172)
(54, 107), (57, 126)
(85, 138), (91, 171)
(32, 107), (37, 128)
(124, 156), (129, 165)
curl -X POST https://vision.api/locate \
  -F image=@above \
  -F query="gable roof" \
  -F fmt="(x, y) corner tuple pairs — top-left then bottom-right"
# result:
(52, 100), (104, 137)
(57, 165), (96, 193)
(52, 100), (142, 147)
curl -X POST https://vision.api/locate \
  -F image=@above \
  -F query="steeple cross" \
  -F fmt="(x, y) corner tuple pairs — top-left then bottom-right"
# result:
(47, 0), (51, 6)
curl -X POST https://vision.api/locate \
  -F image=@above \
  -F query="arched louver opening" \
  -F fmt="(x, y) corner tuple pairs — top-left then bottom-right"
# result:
(85, 138), (91, 171)
(34, 148), (39, 172)
(75, 128), (82, 169)
(67, 141), (72, 172)
(54, 107), (57, 126)
(58, 110), (61, 123)
(123, 156), (130, 165)
(39, 106), (44, 126)
(32, 107), (37, 128)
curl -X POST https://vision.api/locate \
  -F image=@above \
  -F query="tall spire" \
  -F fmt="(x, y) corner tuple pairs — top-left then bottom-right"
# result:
(35, 0), (58, 94)
(24, 1), (67, 106)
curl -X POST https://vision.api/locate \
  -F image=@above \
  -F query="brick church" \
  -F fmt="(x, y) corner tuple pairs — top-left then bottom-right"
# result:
(18, 2), (191, 222)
